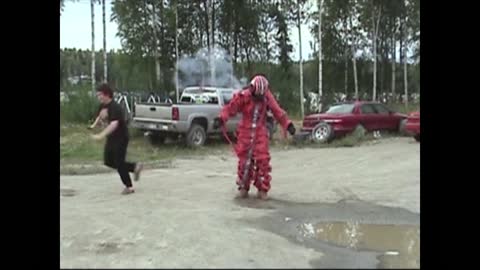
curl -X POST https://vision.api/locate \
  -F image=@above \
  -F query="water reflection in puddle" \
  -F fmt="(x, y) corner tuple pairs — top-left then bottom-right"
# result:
(300, 221), (419, 268)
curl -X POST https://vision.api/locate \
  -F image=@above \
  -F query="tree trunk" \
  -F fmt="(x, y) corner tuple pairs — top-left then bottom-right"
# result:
(380, 33), (385, 96)
(211, 0), (215, 46)
(342, 17), (349, 95)
(264, 24), (270, 63)
(239, 38), (245, 78)
(372, 8), (381, 101)
(204, 0), (210, 50)
(90, 0), (96, 94)
(344, 49), (349, 94)
(230, 32), (234, 86)
(234, 33), (238, 65)
(102, 0), (107, 83)
(399, 20), (403, 92)
(318, 0), (323, 112)
(148, 57), (153, 90)
(349, 13), (358, 100)
(175, 2), (179, 102)
(352, 53), (358, 99)
(372, 29), (376, 100)
(159, 1), (165, 89)
(209, 0), (215, 86)
(233, 9), (239, 67)
(297, 0), (304, 118)
(200, 26), (204, 48)
(391, 27), (396, 99)
(244, 44), (251, 74)
(404, 55), (408, 109)
(403, 15), (408, 110)
(151, 3), (161, 90)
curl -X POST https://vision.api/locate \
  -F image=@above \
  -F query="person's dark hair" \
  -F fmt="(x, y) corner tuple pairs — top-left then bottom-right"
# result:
(96, 83), (114, 98)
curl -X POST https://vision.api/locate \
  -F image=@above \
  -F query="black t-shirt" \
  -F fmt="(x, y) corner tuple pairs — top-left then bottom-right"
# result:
(98, 101), (129, 140)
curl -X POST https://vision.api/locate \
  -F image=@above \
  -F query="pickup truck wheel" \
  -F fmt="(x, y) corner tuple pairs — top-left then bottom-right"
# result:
(311, 122), (333, 143)
(186, 124), (206, 147)
(414, 134), (420, 142)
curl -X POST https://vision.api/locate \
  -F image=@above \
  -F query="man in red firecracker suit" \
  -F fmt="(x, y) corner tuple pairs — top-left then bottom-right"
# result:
(213, 74), (296, 200)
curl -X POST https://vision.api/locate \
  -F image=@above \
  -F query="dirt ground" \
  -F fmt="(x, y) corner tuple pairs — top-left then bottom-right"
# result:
(60, 137), (420, 268)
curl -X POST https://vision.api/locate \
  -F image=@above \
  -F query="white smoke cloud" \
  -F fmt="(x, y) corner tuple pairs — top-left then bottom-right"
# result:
(173, 46), (247, 92)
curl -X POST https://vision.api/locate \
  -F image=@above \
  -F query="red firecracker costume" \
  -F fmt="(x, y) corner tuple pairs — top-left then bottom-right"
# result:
(215, 75), (295, 199)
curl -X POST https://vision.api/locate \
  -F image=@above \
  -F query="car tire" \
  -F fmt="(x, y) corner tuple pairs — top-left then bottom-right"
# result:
(186, 124), (207, 147)
(414, 134), (420, 142)
(311, 122), (333, 143)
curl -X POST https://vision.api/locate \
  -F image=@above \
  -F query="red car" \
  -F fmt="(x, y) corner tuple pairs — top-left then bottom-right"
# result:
(301, 101), (407, 143)
(405, 111), (420, 142)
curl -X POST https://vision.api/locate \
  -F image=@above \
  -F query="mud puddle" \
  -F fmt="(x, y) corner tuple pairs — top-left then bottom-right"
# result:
(241, 199), (420, 268)
(311, 222), (419, 268)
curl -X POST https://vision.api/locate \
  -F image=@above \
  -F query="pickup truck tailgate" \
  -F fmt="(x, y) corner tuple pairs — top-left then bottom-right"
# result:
(135, 103), (172, 120)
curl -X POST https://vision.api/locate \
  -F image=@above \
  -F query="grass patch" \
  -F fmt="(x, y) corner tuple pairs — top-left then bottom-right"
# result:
(60, 123), (230, 170)
(61, 119), (403, 175)
(331, 126), (372, 147)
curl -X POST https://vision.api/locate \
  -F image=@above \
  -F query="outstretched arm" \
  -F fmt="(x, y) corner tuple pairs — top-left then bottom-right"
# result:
(91, 105), (122, 140)
(89, 107), (106, 129)
(219, 91), (246, 124)
(89, 116), (101, 129)
(266, 90), (292, 130)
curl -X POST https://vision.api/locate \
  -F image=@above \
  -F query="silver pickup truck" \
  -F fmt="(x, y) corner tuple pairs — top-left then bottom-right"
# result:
(131, 86), (242, 147)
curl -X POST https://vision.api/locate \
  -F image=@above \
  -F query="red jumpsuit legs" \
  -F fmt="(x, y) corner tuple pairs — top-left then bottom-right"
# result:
(219, 88), (292, 195)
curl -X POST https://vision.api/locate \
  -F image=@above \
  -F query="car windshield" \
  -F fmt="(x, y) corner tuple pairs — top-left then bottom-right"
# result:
(325, 104), (355, 114)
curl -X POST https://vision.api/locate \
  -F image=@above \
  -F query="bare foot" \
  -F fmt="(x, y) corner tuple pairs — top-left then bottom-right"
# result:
(134, 163), (144, 182)
(121, 187), (135, 195)
(236, 189), (249, 198)
(257, 190), (268, 200)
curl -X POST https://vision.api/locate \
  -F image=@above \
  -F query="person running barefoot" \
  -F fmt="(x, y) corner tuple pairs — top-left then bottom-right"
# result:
(90, 84), (143, 195)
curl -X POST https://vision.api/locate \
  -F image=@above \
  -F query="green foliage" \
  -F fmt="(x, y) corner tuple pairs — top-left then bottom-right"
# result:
(61, 0), (420, 117)
(60, 86), (98, 124)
